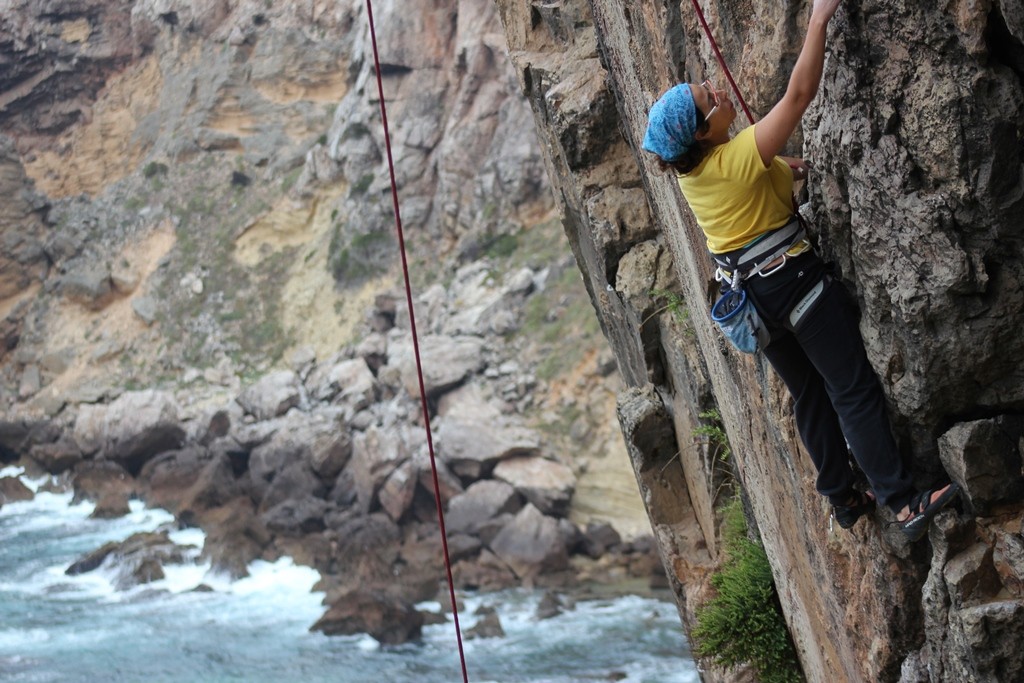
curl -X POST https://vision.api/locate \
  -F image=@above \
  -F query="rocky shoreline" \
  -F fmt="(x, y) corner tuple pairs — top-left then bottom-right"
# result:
(1, 286), (664, 644)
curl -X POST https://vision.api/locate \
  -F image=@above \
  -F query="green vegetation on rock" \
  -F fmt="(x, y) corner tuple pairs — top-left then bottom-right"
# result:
(692, 495), (803, 683)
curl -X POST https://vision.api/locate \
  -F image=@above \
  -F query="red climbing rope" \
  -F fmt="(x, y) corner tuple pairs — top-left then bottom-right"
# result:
(364, 2), (469, 680)
(688, 0), (755, 125)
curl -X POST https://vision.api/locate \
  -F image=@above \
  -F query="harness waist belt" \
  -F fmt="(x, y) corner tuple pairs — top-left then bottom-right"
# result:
(712, 218), (804, 273)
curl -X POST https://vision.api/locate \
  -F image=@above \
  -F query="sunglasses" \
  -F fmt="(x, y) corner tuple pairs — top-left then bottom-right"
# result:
(701, 79), (719, 121)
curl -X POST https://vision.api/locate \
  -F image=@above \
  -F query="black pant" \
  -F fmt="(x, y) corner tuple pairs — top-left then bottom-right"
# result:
(746, 253), (915, 512)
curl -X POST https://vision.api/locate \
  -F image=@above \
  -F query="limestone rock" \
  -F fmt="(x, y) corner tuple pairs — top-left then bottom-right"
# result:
(943, 543), (1003, 608)
(65, 530), (196, 591)
(306, 357), (377, 408)
(377, 459), (417, 523)
(58, 262), (113, 310)
(938, 418), (1024, 514)
(131, 295), (158, 325)
(435, 414), (542, 479)
(261, 496), (329, 535)
(492, 455), (575, 517)
(29, 438), (83, 473)
(387, 333), (485, 399)
(137, 446), (215, 516)
(18, 364), (40, 398)
(100, 390), (186, 474)
(0, 476), (34, 505)
(237, 370), (302, 420)
(445, 480), (521, 536)
(952, 600), (1024, 682)
(465, 610), (505, 640)
(72, 460), (136, 506)
(489, 503), (570, 579)
(348, 424), (423, 513)
(310, 590), (424, 645)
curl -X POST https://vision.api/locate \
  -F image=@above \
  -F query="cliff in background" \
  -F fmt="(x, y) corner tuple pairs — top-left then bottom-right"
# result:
(493, 0), (1024, 681)
(0, 0), (665, 643)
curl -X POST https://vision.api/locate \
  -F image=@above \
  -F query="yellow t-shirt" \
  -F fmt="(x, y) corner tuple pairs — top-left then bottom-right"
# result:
(677, 125), (795, 254)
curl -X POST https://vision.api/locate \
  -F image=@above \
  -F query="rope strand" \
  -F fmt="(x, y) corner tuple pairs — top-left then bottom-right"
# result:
(688, 0), (755, 125)
(364, 2), (469, 680)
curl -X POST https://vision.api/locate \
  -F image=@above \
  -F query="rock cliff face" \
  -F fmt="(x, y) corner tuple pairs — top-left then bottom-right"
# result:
(493, 0), (1024, 681)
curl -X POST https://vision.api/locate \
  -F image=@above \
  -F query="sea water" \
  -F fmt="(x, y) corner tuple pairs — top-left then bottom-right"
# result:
(0, 467), (699, 683)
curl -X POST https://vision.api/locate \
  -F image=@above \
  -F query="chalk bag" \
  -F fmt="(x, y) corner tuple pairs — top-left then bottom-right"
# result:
(710, 288), (768, 354)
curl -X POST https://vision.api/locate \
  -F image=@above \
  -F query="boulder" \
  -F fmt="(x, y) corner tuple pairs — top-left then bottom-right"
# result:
(378, 459), (417, 522)
(435, 415), (542, 479)
(29, 438), (83, 474)
(58, 261), (112, 310)
(258, 461), (326, 512)
(945, 543), (1003, 609)
(444, 480), (521, 536)
(0, 416), (59, 460)
(65, 530), (196, 591)
(91, 488), (132, 519)
(198, 498), (270, 579)
(131, 295), (158, 325)
(439, 262), (529, 336)
(0, 476), (33, 505)
(237, 370), (301, 420)
(178, 453), (245, 518)
(993, 529), (1024, 598)
(535, 591), (566, 620)
(349, 424), (423, 513)
(137, 447), (215, 515)
(261, 496), (329, 535)
(581, 521), (622, 558)
(489, 504), (570, 579)
(310, 590), (424, 644)
(72, 390), (185, 474)
(387, 333), (485, 399)
(464, 611), (505, 639)
(308, 429), (352, 481)
(413, 447), (463, 506)
(493, 455), (575, 517)
(307, 357), (377, 408)
(452, 548), (518, 591)
(247, 410), (349, 499)
(18, 364), (41, 398)
(72, 460), (136, 505)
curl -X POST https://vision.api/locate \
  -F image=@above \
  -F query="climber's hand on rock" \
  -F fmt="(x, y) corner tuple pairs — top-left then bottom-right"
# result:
(784, 157), (813, 181)
(811, 0), (843, 23)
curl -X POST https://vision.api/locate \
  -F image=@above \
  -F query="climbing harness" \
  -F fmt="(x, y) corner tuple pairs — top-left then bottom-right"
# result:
(711, 218), (807, 292)
(365, 2), (469, 681)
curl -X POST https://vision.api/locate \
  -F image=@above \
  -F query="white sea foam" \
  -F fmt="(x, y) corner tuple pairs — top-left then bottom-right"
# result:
(1, 478), (697, 682)
(0, 465), (25, 479)
(0, 627), (50, 651)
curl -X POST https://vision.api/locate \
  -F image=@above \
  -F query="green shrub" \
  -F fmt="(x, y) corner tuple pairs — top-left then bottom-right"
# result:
(693, 408), (731, 463)
(649, 288), (689, 325)
(484, 232), (519, 259)
(143, 161), (169, 178)
(692, 496), (803, 683)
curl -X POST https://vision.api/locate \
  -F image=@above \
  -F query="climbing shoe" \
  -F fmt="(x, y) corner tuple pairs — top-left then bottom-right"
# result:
(831, 490), (876, 530)
(896, 483), (961, 542)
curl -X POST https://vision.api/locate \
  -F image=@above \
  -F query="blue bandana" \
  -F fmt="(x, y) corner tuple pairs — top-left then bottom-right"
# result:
(642, 84), (697, 163)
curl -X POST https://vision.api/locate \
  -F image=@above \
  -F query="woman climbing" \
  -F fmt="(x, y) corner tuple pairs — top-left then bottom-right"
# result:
(641, 0), (958, 541)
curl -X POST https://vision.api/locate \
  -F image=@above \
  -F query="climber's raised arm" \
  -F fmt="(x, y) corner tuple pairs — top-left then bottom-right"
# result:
(754, 0), (843, 167)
